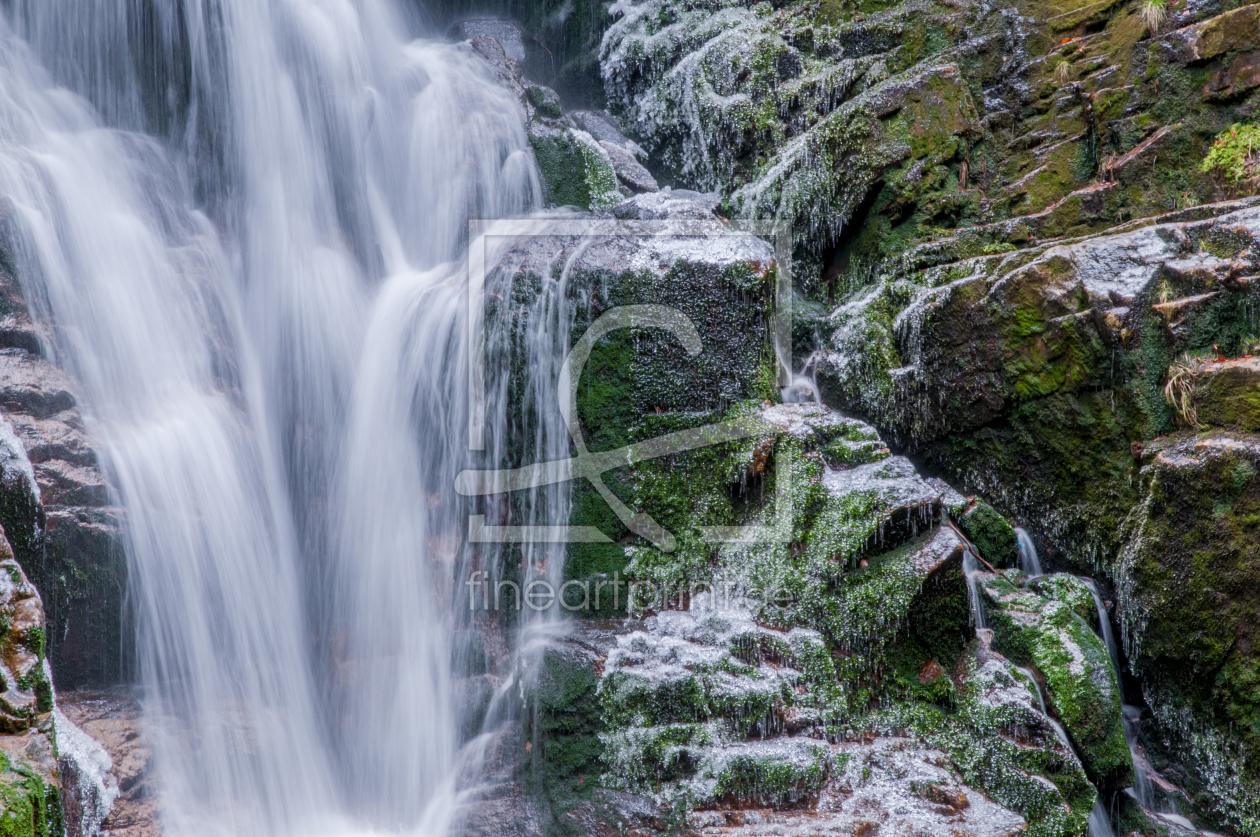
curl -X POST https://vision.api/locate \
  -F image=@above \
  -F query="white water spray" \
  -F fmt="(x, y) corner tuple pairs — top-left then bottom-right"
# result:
(0, 2), (542, 834)
(962, 547), (987, 631)
(1015, 527), (1043, 577)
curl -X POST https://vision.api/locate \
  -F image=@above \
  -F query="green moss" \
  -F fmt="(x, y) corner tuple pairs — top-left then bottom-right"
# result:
(0, 752), (62, 837)
(529, 128), (622, 210)
(710, 743), (831, 806)
(530, 131), (595, 209)
(956, 501), (1019, 568)
(980, 573), (1132, 787)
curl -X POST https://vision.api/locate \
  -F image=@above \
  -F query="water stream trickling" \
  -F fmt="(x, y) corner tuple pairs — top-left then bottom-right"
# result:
(961, 547), (987, 631)
(0, 2), (545, 834)
(1015, 527), (1043, 577)
(1015, 667), (1115, 837)
(1080, 577), (1175, 825)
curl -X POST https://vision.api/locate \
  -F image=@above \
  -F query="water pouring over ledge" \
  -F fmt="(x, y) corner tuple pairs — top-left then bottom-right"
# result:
(0, 1), (544, 833)
(1015, 527), (1043, 577)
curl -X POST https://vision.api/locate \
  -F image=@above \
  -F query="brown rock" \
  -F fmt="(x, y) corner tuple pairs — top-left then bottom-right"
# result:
(1160, 5), (1260, 64)
(919, 659), (945, 683)
(59, 690), (161, 837)
(1205, 52), (1260, 99)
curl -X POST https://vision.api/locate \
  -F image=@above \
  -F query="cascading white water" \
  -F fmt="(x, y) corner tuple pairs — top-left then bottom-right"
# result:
(1015, 667), (1115, 837)
(961, 547), (988, 631)
(1015, 528), (1043, 577)
(1015, 527), (1043, 577)
(0, 1), (543, 834)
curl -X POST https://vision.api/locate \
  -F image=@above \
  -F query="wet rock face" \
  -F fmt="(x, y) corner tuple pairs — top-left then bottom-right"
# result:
(978, 572), (1131, 790)
(1114, 431), (1260, 830)
(817, 201), (1260, 564)
(0, 264), (129, 689)
(0, 524), (64, 837)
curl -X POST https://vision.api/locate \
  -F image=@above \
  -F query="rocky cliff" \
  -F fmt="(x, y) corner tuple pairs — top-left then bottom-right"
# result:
(453, 0), (1260, 832)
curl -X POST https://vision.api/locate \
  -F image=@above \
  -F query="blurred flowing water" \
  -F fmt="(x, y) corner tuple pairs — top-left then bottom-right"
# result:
(0, 1), (548, 833)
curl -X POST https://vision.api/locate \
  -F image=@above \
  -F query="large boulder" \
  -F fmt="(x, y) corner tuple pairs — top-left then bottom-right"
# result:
(978, 572), (1132, 790)
(1113, 431), (1260, 832)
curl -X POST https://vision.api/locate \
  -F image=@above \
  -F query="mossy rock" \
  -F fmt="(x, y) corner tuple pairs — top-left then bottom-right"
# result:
(1193, 357), (1260, 432)
(979, 572), (1132, 790)
(930, 645), (1097, 837)
(0, 723), (62, 837)
(956, 500), (1018, 568)
(528, 125), (622, 210)
(0, 751), (62, 837)
(1112, 431), (1260, 832)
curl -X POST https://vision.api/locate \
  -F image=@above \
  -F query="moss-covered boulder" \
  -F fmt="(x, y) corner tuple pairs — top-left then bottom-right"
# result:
(978, 572), (1131, 790)
(1112, 430), (1260, 833)
(942, 639), (1098, 837)
(816, 201), (1260, 567)
(957, 500), (1020, 568)
(0, 742), (61, 837)
(0, 523), (63, 837)
(1189, 355), (1260, 432)
(529, 123), (624, 210)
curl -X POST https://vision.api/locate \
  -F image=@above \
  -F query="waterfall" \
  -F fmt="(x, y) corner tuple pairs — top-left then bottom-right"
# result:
(0, 1), (541, 834)
(1016, 668), (1115, 837)
(961, 547), (987, 631)
(1015, 527), (1043, 577)
(1082, 577), (1162, 814)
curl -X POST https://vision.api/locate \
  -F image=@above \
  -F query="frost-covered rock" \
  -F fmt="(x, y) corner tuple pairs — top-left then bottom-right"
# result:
(54, 709), (118, 837)
(449, 18), (527, 62)
(978, 572), (1132, 790)
(600, 0), (985, 255)
(599, 139), (659, 193)
(0, 521), (63, 837)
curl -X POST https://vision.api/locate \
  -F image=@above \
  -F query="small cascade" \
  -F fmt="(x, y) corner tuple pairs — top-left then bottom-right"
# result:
(781, 373), (821, 404)
(1088, 802), (1118, 837)
(1122, 704), (1158, 811)
(782, 349), (823, 404)
(1078, 576), (1219, 833)
(1015, 668), (1115, 837)
(1015, 528), (1043, 577)
(962, 548), (987, 630)
(1081, 579), (1120, 675)
(1080, 578), (1159, 813)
